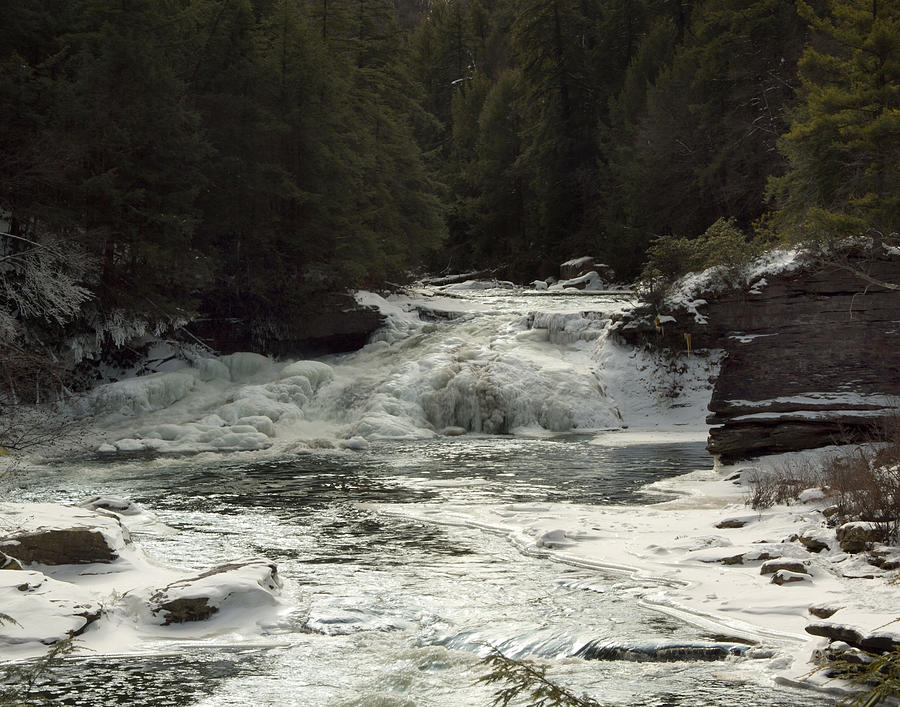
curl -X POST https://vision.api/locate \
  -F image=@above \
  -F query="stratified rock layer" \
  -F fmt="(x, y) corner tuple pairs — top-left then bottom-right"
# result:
(705, 253), (900, 462)
(613, 249), (900, 462)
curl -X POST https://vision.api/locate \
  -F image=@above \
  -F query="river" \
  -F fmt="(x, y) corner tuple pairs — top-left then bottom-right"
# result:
(8, 287), (831, 705)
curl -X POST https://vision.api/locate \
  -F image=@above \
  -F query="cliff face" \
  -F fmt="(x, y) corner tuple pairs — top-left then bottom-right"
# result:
(705, 254), (900, 461)
(614, 250), (900, 462)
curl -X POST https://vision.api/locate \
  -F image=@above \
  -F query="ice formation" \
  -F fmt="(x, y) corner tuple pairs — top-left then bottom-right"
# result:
(70, 285), (713, 455)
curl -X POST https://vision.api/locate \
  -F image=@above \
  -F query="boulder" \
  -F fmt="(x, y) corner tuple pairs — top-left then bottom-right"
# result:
(0, 552), (22, 570)
(560, 257), (597, 280)
(715, 518), (749, 529)
(813, 641), (873, 670)
(808, 605), (842, 619)
(771, 570), (809, 585)
(868, 546), (900, 570)
(760, 559), (809, 576)
(806, 622), (900, 653)
(78, 495), (142, 516)
(147, 558), (282, 626)
(799, 531), (830, 553)
(836, 522), (884, 553)
(0, 503), (131, 566)
(0, 570), (103, 647)
(0, 528), (120, 565)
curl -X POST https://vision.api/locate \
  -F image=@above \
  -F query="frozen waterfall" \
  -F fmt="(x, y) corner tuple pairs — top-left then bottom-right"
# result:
(70, 286), (713, 456)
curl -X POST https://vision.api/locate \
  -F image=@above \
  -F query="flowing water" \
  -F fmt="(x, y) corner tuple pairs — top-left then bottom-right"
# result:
(9, 288), (830, 705)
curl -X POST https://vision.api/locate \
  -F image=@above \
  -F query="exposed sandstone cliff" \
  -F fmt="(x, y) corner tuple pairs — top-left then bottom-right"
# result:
(614, 249), (900, 462)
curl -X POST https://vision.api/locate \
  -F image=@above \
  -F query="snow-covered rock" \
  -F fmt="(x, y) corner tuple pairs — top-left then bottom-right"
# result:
(140, 558), (282, 626)
(0, 570), (102, 647)
(0, 503), (131, 566)
(771, 569), (809, 585)
(836, 522), (883, 553)
(78, 495), (142, 516)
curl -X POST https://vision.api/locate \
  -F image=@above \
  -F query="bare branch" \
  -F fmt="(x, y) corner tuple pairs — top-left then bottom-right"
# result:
(827, 261), (900, 291)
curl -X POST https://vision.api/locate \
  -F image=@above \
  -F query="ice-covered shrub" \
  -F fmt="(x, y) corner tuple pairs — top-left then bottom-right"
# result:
(746, 459), (822, 510)
(822, 455), (900, 545)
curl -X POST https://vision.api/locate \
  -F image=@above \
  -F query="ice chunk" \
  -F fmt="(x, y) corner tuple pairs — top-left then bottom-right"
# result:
(143, 423), (186, 441)
(236, 415), (276, 437)
(279, 360), (334, 389)
(195, 357), (229, 381)
(77, 371), (197, 418)
(114, 438), (147, 452)
(211, 430), (271, 450)
(221, 352), (272, 382)
(338, 436), (369, 450)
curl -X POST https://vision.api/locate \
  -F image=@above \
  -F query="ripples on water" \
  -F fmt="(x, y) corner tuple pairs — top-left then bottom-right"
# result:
(17, 438), (831, 705)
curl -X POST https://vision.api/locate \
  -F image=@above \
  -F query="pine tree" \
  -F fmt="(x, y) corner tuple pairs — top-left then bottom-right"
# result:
(602, 0), (804, 275)
(511, 0), (602, 266)
(769, 0), (900, 242)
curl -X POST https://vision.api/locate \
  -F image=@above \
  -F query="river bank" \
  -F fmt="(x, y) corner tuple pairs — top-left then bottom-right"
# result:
(370, 430), (899, 696)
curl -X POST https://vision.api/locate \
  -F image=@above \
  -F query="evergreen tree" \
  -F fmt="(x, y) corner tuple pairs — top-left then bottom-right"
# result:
(769, 0), (900, 242)
(61, 0), (211, 321)
(511, 0), (603, 267)
(469, 70), (530, 267)
(602, 0), (803, 275)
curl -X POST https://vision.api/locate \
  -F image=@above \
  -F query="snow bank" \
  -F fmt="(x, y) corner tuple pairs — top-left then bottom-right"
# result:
(0, 502), (287, 658)
(368, 447), (899, 692)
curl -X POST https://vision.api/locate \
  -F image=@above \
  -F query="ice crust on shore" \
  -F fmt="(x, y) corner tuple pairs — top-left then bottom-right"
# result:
(368, 443), (899, 692)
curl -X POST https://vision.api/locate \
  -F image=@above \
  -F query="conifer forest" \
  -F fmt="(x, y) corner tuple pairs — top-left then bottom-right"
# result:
(1, 0), (897, 362)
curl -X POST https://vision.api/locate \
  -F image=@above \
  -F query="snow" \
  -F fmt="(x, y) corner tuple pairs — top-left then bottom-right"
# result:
(661, 248), (803, 318)
(366, 445), (898, 689)
(722, 392), (898, 409)
(560, 271), (607, 291)
(7, 279), (896, 695)
(0, 570), (101, 649)
(73, 370), (198, 418)
(561, 256), (595, 270)
(0, 502), (287, 659)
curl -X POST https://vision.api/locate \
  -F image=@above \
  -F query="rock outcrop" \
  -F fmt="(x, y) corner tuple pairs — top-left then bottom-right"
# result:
(806, 621), (900, 654)
(0, 504), (131, 566)
(191, 293), (385, 357)
(705, 252), (900, 461)
(614, 248), (900, 462)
